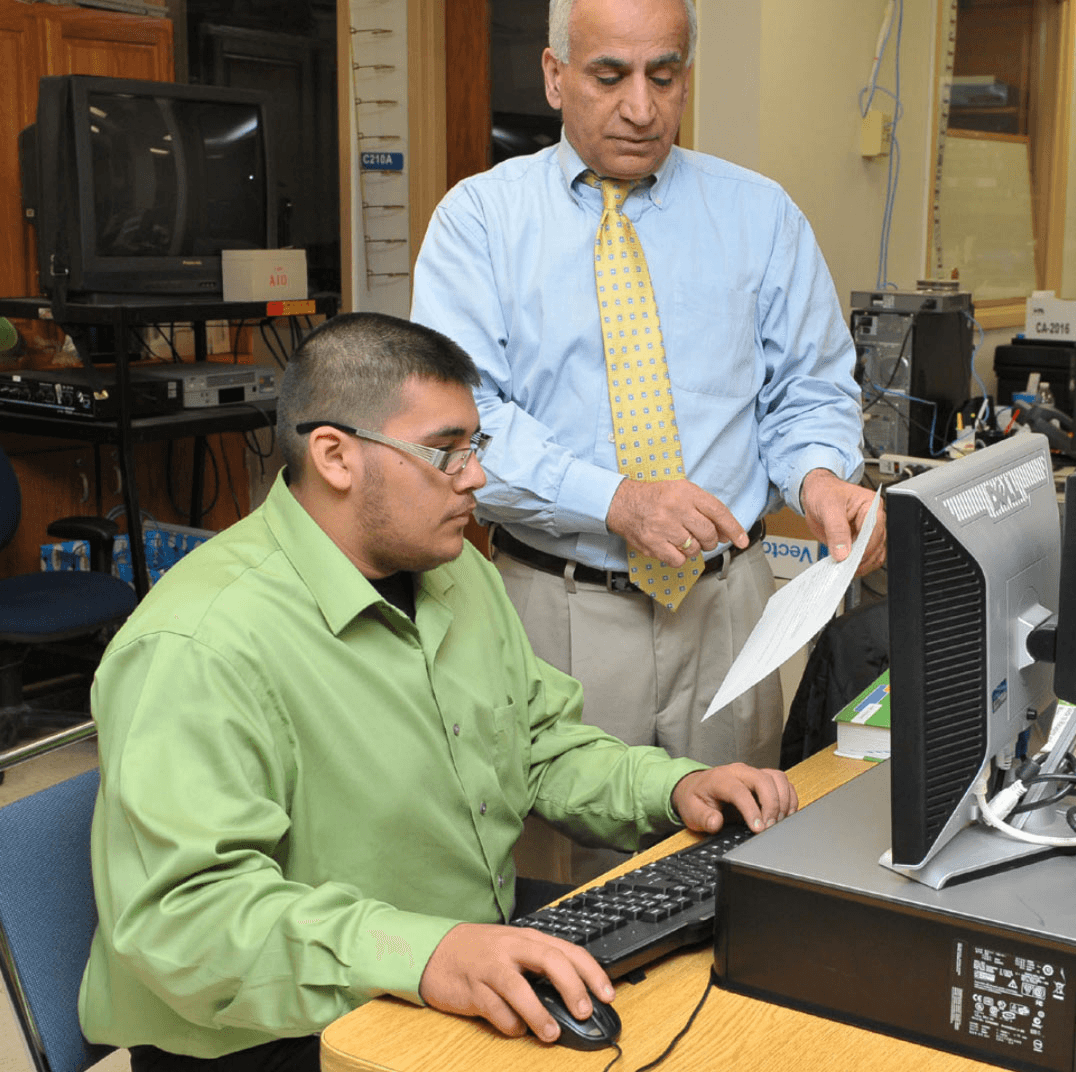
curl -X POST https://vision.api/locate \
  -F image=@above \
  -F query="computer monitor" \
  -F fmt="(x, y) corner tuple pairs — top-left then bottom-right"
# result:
(20, 75), (275, 303)
(883, 433), (1075, 888)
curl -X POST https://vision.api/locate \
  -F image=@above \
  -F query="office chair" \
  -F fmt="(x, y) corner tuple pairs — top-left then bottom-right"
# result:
(0, 767), (114, 1072)
(0, 444), (137, 767)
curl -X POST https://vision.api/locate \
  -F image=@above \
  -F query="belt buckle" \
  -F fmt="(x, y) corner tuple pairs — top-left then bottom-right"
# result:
(608, 572), (637, 594)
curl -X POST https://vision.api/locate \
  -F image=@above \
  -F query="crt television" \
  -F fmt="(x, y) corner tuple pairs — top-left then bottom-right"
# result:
(883, 434), (1075, 888)
(19, 75), (275, 303)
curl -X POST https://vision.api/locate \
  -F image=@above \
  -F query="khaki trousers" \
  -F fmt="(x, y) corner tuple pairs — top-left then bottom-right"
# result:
(493, 538), (783, 885)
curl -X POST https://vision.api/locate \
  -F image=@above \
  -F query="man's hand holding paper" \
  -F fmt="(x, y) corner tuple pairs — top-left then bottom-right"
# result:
(703, 486), (884, 721)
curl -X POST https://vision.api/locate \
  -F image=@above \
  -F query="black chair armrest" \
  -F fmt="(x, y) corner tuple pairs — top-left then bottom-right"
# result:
(46, 516), (121, 574)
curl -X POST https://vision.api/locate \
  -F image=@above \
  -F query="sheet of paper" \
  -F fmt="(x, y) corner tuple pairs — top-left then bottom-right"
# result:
(703, 487), (883, 721)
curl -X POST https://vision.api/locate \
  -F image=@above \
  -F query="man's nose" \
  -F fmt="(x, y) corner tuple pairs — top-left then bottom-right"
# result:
(453, 452), (487, 491)
(619, 73), (657, 126)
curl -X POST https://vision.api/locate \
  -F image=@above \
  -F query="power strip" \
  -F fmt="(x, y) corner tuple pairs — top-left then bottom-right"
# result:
(878, 453), (949, 477)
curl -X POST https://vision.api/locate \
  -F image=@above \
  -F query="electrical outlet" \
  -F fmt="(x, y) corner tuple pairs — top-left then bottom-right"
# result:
(860, 109), (893, 157)
(206, 320), (232, 354)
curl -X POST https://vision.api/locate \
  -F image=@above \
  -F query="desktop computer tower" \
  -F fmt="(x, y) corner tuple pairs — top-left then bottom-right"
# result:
(851, 287), (974, 458)
(714, 762), (1076, 1072)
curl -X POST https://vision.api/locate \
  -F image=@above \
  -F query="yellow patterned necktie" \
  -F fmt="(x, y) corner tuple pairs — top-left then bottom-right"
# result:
(588, 172), (702, 611)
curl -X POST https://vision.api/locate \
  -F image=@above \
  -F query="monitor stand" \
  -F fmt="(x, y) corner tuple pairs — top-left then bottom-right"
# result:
(882, 705), (1076, 889)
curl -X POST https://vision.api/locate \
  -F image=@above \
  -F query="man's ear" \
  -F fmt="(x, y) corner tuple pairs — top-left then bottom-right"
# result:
(306, 427), (358, 494)
(542, 47), (564, 111)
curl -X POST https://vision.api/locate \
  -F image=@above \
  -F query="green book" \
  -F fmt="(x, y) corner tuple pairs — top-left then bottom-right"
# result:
(832, 669), (890, 761)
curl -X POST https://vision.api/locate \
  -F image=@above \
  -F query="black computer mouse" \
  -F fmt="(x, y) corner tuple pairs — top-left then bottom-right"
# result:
(531, 978), (622, 1050)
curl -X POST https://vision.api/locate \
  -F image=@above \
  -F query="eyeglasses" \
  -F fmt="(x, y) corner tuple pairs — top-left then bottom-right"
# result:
(295, 421), (492, 475)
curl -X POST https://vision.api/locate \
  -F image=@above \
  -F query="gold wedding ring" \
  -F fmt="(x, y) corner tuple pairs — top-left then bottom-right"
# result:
(680, 537), (694, 551)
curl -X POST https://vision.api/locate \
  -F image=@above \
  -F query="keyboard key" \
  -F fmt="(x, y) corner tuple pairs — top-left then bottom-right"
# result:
(511, 828), (753, 979)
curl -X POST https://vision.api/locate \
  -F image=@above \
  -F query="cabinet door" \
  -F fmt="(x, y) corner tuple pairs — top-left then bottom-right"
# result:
(0, 3), (46, 300)
(39, 5), (174, 82)
(0, 442), (100, 581)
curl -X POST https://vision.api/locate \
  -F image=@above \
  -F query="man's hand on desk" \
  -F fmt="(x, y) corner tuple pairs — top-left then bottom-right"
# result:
(671, 763), (798, 834)
(419, 923), (614, 1043)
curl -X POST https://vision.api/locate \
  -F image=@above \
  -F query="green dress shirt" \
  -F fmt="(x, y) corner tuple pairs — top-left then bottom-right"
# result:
(78, 472), (706, 1058)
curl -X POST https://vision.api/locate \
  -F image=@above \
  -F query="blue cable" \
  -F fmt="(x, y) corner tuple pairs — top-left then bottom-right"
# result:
(859, 0), (905, 290)
(865, 376), (941, 453)
(965, 311), (990, 413)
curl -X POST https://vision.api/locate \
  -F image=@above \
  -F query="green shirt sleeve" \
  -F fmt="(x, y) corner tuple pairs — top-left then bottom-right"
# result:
(520, 642), (708, 848)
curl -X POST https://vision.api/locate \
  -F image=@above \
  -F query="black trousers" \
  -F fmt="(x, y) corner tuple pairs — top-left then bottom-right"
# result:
(128, 878), (575, 1072)
(129, 1036), (321, 1072)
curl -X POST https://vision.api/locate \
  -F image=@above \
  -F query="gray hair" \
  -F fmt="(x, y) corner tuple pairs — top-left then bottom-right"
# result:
(548, 0), (697, 67)
(277, 312), (480, 477)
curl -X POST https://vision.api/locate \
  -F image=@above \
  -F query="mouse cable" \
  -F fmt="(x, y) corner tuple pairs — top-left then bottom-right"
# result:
(599, 1043), (624, 1072)
(606, 972), (716, 1072)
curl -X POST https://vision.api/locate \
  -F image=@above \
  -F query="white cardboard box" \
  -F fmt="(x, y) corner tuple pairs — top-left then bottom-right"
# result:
(222, 249), (308, 302)
(1025, 290), (1076, 341)
(762, 533), (829, 580)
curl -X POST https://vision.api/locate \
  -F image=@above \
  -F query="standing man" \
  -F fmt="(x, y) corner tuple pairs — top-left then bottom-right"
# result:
(79, 313), (797, 1071)
(411, 0), (882, 879)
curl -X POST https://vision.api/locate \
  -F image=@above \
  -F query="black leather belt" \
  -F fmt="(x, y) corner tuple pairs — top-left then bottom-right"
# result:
(491, 521), (765, 593)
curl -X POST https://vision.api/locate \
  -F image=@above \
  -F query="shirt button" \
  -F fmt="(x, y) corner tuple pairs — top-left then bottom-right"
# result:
(497, 875), (505, 888)
(452, 724), (460, 736)
(480, 802), (487, 814)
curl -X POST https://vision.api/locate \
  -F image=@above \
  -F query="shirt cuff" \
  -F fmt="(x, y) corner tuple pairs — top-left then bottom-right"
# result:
(354, 909), (461, 1006)
(555, 459), (626, 535)
(784, 449), (864, 516)
(645, 757), (711, 828)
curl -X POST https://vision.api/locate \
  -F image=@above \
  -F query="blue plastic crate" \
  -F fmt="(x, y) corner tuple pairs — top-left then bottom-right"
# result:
(41, 522), (213, 588)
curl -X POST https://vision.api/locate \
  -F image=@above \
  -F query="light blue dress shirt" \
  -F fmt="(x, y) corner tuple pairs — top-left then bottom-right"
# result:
(412, 138), (864, 572)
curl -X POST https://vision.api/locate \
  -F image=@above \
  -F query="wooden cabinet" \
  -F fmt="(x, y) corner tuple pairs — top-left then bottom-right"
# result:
(0, 2), (179, 583)
(0, 5), (50, 306)
(0, 1), (173, 302)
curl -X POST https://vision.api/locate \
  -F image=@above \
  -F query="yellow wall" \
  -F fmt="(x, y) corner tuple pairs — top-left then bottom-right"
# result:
(693, 0), (936, 321)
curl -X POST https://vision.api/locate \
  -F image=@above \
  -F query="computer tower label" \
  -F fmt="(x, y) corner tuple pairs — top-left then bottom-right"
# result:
(950, 939), (1072, 1060)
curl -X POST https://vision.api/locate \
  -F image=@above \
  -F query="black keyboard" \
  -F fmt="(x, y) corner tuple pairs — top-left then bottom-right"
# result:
(512, 826), (754, 980)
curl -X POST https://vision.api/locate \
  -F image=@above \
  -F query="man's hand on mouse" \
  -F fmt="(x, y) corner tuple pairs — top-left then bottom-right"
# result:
(419, 923), (613, 1042)
(671, 764), (798, 835)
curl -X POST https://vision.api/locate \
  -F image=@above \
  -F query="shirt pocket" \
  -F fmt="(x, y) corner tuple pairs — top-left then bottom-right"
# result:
(670, 286), (760, 398)
(477, 697), (529, 811)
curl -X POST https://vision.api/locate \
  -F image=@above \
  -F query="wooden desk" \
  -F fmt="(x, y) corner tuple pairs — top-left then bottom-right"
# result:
(321, 748), (996, 1072)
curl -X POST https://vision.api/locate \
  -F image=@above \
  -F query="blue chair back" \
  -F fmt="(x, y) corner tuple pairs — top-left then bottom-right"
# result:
(0, 768), (110, 1072)
(0, 443), (21, 552)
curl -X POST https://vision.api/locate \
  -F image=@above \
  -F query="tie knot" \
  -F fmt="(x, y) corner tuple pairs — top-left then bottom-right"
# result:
(584, 172), (632, 214)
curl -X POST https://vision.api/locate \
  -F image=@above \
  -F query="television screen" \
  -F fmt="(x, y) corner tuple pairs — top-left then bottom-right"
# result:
(88, 92), (266, 259)
(21, 75), (275, 303)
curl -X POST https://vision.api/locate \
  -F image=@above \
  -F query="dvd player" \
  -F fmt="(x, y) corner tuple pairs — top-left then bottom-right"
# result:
(133, 362), (277, 408)
(0, 366), (181, 420)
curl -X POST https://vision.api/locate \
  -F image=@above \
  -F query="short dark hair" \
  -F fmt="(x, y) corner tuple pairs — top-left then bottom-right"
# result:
(277, 312), (480, 476)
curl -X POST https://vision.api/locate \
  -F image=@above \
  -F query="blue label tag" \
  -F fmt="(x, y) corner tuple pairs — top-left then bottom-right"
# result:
(361, 152), (404, 171)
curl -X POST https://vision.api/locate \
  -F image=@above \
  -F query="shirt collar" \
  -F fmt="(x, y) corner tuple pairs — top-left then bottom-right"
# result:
(261, 471), (454, 635)
(556, 132), (678, 209)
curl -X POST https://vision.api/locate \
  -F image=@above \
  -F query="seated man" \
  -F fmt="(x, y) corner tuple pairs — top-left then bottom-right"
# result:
(79, 312), (797, 1072)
